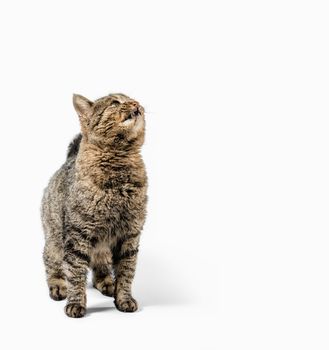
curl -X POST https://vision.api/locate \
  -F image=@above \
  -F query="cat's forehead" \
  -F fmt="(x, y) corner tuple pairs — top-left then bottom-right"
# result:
(108, 93), (131, 103)
(94, 94), (133, 110)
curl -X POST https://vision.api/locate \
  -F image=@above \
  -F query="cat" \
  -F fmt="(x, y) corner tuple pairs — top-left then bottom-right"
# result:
(41, 93), (147, 318)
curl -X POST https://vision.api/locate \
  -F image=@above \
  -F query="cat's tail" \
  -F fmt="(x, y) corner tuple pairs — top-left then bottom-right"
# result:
(67, 133), (82, 159)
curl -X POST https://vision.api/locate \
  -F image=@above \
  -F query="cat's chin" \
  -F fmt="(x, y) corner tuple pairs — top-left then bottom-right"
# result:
(125, 116), (144, 141)
(133, 115), (144, 132)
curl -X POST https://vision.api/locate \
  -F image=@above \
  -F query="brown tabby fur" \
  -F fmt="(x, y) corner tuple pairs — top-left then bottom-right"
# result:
(42, 93), (147, 318)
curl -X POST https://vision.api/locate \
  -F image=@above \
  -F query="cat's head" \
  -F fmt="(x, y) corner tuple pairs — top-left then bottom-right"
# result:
(73, 93), (145, 149)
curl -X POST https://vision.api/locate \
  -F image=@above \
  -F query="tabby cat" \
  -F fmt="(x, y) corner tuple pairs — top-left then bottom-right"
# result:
(41, 93), (147, 318)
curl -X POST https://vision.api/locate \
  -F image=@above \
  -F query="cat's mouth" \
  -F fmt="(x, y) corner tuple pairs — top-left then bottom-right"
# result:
(123, 107), (142, 122)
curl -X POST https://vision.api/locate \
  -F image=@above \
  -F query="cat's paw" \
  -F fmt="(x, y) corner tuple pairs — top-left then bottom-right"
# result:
(93, 276), (115, 297)
(49, 283), (67, 301)
(101, 283), (115, 297)
(65, 303), (86, 318)
(115, 296), (138, 313)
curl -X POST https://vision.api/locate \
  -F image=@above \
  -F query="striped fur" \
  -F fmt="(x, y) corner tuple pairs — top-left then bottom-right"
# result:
(42, 93), (147, 318)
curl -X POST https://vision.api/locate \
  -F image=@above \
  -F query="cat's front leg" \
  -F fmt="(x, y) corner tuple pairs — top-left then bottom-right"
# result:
(114, 233), (140, 312)
(63, 228), (91, 318)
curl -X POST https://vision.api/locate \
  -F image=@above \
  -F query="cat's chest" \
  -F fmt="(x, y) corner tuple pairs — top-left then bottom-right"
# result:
(85, 180), (145, 223)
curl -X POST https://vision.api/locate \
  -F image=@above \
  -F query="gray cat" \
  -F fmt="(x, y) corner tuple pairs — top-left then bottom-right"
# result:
(42, 93), (147, 318)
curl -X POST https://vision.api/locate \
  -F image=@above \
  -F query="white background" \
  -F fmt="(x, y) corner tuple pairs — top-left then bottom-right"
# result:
(0, 1), (328, 349)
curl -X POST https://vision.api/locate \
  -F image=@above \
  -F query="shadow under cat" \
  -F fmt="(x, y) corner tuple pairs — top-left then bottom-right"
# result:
(86, 252), (190, 312)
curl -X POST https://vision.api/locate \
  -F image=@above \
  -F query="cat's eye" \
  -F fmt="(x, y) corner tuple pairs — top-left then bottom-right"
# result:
(111, 100), (120, 106)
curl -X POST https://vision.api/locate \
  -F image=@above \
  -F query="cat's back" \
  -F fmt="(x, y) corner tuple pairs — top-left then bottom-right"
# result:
(41, 135), (80, 234)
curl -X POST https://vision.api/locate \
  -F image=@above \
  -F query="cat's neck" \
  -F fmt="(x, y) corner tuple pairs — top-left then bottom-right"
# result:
(75, 138), (144, 187)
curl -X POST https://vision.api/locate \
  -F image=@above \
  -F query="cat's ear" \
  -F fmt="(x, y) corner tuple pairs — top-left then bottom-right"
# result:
(73, 94), (93, 117)
(73, 94), (93, 133)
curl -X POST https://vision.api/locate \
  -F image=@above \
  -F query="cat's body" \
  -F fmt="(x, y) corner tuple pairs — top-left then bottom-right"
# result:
(42, 93), (147, 318)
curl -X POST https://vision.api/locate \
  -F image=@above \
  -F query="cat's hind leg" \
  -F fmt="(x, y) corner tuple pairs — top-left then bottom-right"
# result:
(91, 242), (115, 297)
